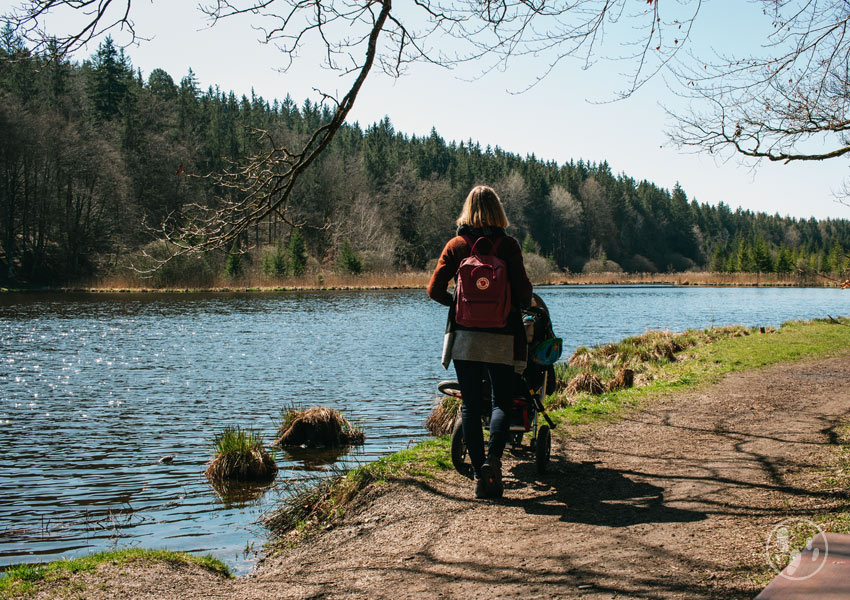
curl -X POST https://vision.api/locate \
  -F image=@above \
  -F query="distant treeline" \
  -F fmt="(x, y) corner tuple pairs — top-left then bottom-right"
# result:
(1, 31), (849, 286)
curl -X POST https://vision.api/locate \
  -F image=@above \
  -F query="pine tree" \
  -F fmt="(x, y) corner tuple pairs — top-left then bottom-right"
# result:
(225, 240), (243, 278)
(87, 36), (131, 120)
(337, 239), (362, 274)
(819, 250), (832, 274)
(262, 240), (288, 276)
(709, 243), (728, 272)
(522, 233), (538, 255)
(828, 241), (846, 274)
(774, 246), (794, 274)
(751, 237), (773, 273)
(736, 239), (754, 272)
(288, 229), (307, 276)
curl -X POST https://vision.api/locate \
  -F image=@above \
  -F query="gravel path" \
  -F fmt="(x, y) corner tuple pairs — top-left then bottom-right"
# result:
(26, 355), (850, 600)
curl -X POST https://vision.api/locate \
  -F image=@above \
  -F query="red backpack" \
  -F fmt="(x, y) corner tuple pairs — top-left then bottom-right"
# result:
(455, 235), (512, 328)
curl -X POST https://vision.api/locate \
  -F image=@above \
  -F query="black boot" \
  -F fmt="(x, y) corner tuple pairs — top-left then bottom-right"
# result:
(480, 459), (503, 499)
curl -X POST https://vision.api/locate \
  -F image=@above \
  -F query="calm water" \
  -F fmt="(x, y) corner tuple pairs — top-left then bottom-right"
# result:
(0, 286), (847, 573)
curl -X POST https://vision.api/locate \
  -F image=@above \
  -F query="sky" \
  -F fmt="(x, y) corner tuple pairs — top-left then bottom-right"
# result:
(5, 0), (849, 221)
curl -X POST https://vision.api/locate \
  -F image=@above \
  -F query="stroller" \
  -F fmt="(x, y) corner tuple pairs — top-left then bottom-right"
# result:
(437, 293), (562, 474)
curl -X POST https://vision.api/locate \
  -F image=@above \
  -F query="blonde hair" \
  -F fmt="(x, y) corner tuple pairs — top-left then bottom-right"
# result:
(456, 185), (509, 228)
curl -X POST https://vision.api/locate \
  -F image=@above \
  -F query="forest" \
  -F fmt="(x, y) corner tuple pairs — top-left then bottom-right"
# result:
(2, 31), (849, 287)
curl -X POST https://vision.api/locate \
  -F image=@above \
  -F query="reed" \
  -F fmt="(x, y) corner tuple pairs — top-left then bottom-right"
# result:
(87, 269), (432, 292)
(49, 267), (841, 292)
(275, 406), (365, 448)
(547, 271), (827, 287)
(425, 395), (461, 436)
(204, 426), (278, 484)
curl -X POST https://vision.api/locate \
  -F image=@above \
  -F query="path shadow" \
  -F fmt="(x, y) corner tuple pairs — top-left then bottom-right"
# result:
(506, 456), (708, 527)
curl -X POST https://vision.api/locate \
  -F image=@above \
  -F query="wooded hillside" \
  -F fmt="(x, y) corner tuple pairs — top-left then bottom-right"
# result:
(2, 32), (849, 286)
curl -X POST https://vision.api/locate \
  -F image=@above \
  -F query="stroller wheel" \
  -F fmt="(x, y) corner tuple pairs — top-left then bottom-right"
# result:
(450, 416), (469, 475)
(535, 425), (551, 473)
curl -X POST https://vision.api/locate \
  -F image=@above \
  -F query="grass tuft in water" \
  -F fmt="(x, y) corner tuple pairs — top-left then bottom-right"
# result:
(205, 426), (277, 484)
(275, 406), (365, 448)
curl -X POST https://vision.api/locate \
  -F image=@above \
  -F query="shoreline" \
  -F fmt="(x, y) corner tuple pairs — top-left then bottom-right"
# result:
(0, 272), (843, 295)
(2, 318), (850, 599)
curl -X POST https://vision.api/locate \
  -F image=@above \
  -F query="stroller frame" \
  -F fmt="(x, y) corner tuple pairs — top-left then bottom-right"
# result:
(437, 293), (560, 474)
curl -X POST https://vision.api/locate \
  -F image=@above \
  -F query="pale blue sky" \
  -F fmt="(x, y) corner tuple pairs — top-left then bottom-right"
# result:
(8, 0), (850, 220)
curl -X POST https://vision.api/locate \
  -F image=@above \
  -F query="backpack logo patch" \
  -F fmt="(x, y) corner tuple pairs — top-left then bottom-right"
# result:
(476, 277), (490, 290)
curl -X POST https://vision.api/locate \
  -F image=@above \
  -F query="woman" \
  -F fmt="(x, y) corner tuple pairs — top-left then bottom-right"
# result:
(427, 185), (533, 499)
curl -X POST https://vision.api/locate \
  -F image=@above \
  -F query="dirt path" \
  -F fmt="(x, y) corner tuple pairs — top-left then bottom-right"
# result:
(29, 355), (850, 599)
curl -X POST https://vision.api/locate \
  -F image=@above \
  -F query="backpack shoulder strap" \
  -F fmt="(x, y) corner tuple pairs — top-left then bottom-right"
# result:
(468, 235), (503, 256)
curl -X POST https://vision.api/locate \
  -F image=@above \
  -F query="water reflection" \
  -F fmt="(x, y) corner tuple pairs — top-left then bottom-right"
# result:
(208, 481), (275, 509)
(281, 446), (351, 471)
(0, 286), (847, 574)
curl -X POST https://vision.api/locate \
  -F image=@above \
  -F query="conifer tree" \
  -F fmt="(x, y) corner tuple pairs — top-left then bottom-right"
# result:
(262, 240), (288, 277)
(751, 237), (774, 273)
(225, 240), (242, 278)
(774, 246), (794, 274)
(737, 239), (754, 273)
(522, 233), (538, 255)
(337, 239), (362, 274)
(87, 36), (130, 120)
(709, 244), (728, 272)
(288, 229), (307, 276)
(828, 241), (846, 274)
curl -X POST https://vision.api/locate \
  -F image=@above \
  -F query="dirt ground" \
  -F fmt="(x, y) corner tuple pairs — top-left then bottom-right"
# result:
(25, 355), (850, 599)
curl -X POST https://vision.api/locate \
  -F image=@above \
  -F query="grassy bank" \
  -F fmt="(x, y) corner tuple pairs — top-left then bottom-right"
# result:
(0, 549), (231, 599)
(263, 437), (453, 549)
(549, 317), (850, 430)
(269, 317), (850, 544)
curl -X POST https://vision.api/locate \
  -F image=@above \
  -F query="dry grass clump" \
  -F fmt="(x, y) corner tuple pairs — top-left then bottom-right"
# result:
(585, 326), (754, 371)
(565, 371), (606, 395)
(276, 406), (365, 448)
(263, 473), (341, 537)
(568, 346), (592, 368)
(607, 368), (635, 392)
(552, 325), (760, 403)
(205, 426), (278, 484)
(425, 395), (461, 436)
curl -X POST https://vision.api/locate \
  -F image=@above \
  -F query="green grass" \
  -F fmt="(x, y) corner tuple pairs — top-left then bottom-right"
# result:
(263, 437), (452, 543)
(211, 426), (266, 456)
(0, 549), (231, 599)
(548, 317), (850, 429)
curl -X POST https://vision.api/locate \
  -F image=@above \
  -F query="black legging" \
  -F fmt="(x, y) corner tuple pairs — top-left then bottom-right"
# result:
(454, 359), (513, 477)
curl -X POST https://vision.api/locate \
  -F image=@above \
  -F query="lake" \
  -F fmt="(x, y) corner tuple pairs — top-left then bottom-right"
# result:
(0, 285), (847, 574)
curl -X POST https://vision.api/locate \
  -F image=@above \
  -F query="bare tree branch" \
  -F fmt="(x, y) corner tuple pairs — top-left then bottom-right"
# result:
(669, 1), (850, 177)
(4, 0), (142, 54)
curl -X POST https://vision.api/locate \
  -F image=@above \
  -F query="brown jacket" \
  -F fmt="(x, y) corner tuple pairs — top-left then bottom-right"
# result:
(427, 227), (533, 369)
(427, 229), (533, 310)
